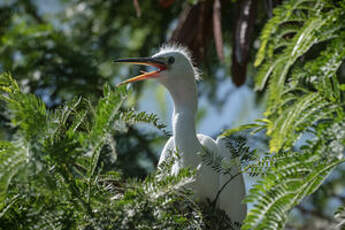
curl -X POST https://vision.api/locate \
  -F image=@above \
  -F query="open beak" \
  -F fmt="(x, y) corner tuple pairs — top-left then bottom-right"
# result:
(114, 57), (167, 86)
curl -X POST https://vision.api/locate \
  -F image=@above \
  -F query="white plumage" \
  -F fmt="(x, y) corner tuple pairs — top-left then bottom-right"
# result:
(116, 45), (247, 226)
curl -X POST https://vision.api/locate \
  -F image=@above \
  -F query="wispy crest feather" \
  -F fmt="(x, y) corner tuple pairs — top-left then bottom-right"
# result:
(156, 43), (202, 80)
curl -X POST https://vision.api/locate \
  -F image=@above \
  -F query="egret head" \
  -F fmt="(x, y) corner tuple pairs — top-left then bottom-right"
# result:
(115, 45), (200, 111)
(115, 45), (200, 88)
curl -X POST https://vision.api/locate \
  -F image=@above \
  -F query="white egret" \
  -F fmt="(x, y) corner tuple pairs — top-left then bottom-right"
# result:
(115, 45), (247, 226)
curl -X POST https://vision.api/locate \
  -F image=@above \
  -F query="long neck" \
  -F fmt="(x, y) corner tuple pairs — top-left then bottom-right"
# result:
(173, 106), (199, 149)
(165, 80), (202, 167)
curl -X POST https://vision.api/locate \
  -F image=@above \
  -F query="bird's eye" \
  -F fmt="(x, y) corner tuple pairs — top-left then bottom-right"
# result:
(168, 57), (175, 64)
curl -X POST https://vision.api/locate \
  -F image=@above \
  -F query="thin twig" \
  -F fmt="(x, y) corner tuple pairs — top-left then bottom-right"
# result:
(212, 172), (241, 207)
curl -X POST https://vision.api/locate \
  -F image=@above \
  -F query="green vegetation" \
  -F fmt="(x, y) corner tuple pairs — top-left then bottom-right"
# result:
(241, 0), (345, 229)
(1, 0), (345, 229)
(0, 72), (200, 229)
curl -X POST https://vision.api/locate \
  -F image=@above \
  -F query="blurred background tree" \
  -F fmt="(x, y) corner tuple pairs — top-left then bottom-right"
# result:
(0, 0), (345, 229)
(0, 0), (267, 177)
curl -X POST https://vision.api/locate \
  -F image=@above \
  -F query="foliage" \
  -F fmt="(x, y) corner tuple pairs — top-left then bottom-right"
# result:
(0, 72), (201, 229)
(1, 0), (345, 229)
(0, 0), (184, 178)
(235, 0), (345, 229)
(0, 72), (248, 229)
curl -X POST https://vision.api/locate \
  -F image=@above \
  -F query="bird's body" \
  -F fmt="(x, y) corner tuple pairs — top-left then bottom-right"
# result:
(115, 45), (247, 226)
(160, 134), (247, 224)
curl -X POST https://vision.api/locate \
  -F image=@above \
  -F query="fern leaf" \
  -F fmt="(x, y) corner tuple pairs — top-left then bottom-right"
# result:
(87, 84), (126, 178)
(243, 153), (345, 230)
(268, 92), (334, 152)
(0, 73), (48, 140)
(0, 142), (26, 202)
(254, 0), (323, 67)
(120, 109), (167, 132)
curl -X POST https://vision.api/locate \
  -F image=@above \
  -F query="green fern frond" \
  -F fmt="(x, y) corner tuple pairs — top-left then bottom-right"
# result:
(255, 0), (344, 94)
(0, 142), (26, 203)
(243, 152), (345, 230)
(120, 108), (167, 132)
(255, 0), (324, 67)
(266, 32), (345, 151)
(147, 163), (196, 199)
(220, 121), (266, 137)
(266, 16), (332, 107)
(87, 84), (126, 178)
(253, 0), (345, 152)
(268, 92), (334, 151)
(244, 152), (289, 177)
(246, 1), (345, 228)
(0, 73), (48, 140)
